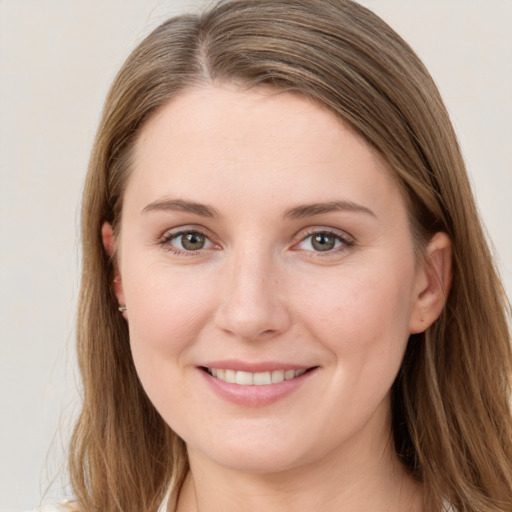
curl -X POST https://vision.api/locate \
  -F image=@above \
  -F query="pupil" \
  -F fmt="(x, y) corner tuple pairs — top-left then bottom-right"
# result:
(182, 232), (205, 250)
(312, 233), (335, 251)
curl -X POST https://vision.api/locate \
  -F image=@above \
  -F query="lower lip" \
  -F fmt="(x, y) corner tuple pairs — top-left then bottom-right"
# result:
(199, 368), (316, 407)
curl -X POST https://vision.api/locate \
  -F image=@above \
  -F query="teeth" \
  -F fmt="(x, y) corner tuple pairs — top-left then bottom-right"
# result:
(235, 371), (253, 385)
(271, 370), (284, 383)
(208, 368), (308, 385)
(225, 369), (236, 384)
(253, 371), (271, 385)
(284, 369), (295, 380)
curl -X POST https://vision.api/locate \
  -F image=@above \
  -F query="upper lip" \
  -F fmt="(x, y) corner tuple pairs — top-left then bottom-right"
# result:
(200, 360), (315, 373)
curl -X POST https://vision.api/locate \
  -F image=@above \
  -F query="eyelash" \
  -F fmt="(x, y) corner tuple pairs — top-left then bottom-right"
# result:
(159, 228), (216, 256)
(295, 228), (355, 255)
(158, 227), (355, 256)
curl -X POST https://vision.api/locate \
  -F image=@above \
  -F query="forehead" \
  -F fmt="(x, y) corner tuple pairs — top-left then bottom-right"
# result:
(126, 83), (402, 218)
(134, 84), (372, 165)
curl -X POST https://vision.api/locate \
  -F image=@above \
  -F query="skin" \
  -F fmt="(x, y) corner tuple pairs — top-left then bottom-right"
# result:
(103, 83), (451, 512)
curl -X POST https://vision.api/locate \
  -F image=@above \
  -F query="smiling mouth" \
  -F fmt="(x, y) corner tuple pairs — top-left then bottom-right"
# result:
(202, 367), (316, 385)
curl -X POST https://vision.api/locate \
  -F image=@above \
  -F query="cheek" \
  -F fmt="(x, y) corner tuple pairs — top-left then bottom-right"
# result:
(295, 260), (415, 378)
(122, 265), (222, 429)
(122, 260), (218, 375)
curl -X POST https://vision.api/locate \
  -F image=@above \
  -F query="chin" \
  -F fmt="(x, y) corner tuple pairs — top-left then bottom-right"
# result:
(185, 423), (332, 475)
(202, 446), (309, 475)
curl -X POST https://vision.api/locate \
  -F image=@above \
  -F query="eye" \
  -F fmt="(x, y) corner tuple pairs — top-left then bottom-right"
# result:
(296, 230), (353, 253)
(161, 229), (215, 253)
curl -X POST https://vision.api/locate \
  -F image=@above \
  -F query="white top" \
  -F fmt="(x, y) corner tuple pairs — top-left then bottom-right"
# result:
(26, 507), (63, 512)
(28, 494), (454, 512)
(27, 493), (170, 512)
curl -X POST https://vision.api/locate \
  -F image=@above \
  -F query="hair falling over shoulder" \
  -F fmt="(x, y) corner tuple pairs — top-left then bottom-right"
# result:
(68, 1), (512, 511)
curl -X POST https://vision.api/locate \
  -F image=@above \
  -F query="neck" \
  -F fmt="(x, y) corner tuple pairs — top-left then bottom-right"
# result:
(175, 407), (423, 512)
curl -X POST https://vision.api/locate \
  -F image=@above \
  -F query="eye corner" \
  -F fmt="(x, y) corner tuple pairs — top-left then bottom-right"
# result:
(292, 227), (355, 256)
(157, 226), (221, 256)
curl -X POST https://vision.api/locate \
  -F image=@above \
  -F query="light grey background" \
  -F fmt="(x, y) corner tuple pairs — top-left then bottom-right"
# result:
(1, 1), (510, 510)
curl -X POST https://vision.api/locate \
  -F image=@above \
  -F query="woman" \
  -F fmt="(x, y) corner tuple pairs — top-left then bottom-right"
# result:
(54, 0), (512, 511)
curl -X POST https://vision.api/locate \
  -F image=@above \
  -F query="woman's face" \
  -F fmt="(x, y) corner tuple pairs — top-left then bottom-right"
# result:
(110, 84), (435, 474)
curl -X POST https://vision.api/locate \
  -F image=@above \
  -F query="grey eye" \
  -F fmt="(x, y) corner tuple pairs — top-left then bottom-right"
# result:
(297, 231), (346, 252)
(162, 229), (216, 254)
(311, 233), (337, 251)
(179, 232), (206, 250)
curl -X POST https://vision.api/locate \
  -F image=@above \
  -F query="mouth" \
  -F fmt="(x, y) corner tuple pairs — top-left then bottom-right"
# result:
(201, 367), (316, 385)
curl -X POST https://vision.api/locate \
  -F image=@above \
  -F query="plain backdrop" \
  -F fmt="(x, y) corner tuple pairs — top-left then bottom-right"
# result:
(1, 1), (511, 509)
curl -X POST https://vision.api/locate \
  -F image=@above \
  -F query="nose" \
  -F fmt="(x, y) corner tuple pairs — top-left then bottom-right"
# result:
(213, 247), (292, 341)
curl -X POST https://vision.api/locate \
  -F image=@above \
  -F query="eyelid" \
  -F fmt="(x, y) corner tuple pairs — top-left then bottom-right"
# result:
(157, 225), (220, 254)
(292, 226), (355, 253)
(157, 223), (215, 239)
(155, 224), (355, 255)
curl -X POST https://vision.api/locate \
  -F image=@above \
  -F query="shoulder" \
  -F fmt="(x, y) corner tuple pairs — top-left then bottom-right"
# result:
(27, 494), (168, 512)
(26, 503), (73, 512)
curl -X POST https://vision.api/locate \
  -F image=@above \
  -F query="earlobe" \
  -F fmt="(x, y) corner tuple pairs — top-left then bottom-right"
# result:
(409, 232), (452, 334)
(101, 222), (127, 316)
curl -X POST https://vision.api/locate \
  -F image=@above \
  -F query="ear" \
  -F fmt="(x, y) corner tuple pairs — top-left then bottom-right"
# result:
(101, 222), (127, 316)
(409, 232), (452, 334)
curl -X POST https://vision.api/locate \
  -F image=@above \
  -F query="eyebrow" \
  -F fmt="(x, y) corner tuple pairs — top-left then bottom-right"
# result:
(142, 198), (375, 220)
(142, 198), (220, 218)
(284, 200), (376, 219)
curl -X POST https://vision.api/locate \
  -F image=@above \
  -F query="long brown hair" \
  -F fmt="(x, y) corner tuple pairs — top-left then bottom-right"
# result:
(69, 1), (512, 511)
